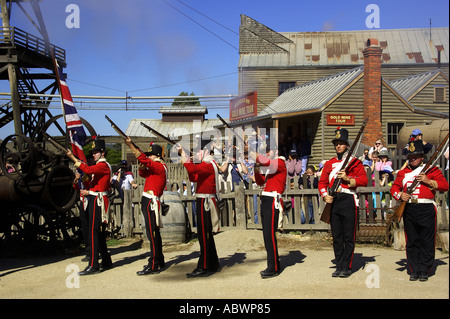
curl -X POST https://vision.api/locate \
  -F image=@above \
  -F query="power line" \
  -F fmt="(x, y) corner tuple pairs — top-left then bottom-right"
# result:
(67, 78), (126, 93)
(15, 93), (235, 100)
(20, 104), (231, 111)
(59, 1), (241, 96)
(160, 0), (239, 51)
(66, 71), (238, 94)
(1, 93), (235, 112)
(174, 0), (239, 35)
(128, 72), (238, 93)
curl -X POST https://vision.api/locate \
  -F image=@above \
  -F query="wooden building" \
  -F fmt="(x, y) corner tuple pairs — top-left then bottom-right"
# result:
(124, 105), (222, 163)
(234, 15), (449, 166)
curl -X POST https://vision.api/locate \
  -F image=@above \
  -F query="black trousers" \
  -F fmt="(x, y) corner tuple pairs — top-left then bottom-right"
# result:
(403, 203), (436, 274)
(261, 196), (280, 272)
(87, 195), (111, 269)
(330, 193), (357, 271)
(78, 199), (90, 254)
(196, 198), (219, 271)
(141, 196), (164, 269)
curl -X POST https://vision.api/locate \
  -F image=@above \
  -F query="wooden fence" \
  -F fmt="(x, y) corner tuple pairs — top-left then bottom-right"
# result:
(108, 151), (448, 243)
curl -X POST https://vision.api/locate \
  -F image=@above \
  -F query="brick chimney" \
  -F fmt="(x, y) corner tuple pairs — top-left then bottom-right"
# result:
(362, 38), (383, 146)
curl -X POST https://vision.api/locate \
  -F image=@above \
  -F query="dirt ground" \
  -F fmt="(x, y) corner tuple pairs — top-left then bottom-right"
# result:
(0, 229), (448, 302)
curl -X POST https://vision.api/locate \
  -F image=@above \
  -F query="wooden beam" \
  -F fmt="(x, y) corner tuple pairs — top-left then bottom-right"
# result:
(7, 63), (23, 135)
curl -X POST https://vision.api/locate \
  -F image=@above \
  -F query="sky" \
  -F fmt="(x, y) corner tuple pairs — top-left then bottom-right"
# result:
(1, 0), (449, 139)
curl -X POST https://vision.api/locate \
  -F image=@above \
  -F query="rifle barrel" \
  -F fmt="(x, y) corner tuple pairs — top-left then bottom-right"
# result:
(105, 115), (127, 137)
(217, 114), (231, 128)
(140, 122), (176, 145)
(216, 114), (246, 144)
(105, 115), (140, 149)
(140, 122), (196, 157)
(329, 119), (367, 194)
(42, 132), (67, 152)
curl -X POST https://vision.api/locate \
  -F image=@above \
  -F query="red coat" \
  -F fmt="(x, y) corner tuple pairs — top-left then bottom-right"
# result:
(73, 175), (90, 191)
(318, 157), (368, 198)
(137, 153), (167, 197)
(254, 155), (287, 194)
(390, 165), (448, 201)
(184, 160), (217, 195)
(78, 160), (111, 192)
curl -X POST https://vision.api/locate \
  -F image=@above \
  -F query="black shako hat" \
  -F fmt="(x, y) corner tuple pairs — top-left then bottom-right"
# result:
(407, 139), (425, 156)
(145, 142), (163, 158)
(91, 138), (106, 153)
(332, 127), (350, 145)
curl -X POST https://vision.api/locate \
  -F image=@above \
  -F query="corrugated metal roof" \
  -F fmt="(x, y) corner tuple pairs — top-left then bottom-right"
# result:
(239, 27), (449, 67)
(258, 66), (364, 117)
(125, 119), (223, 139)
(159, 106), (207, 114)
(387, 69), (442, 100)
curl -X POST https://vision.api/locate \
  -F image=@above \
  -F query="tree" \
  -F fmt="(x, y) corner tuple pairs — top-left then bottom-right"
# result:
(172, 91), (201, 106)
(106, 143), (122, 164)
(82, 142), (121, 164)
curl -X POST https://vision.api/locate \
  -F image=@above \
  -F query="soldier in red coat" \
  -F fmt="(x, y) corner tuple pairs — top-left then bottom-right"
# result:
(318, 128), (368, 278)
(391, 139), (449, 281)
(251, 144), (287, 278)
(66, 138), (113, 275)
(177, 140), (220, 278)
(125, 138), (167, 275)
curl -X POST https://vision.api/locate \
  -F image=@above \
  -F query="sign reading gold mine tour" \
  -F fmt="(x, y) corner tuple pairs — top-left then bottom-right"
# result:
(326, 114), (355, 126)
(230, 91), (257, 122)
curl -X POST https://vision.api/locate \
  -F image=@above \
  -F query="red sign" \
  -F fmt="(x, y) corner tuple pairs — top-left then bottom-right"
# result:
(327, 114), (355, 126)
(230, 91), (257, 122)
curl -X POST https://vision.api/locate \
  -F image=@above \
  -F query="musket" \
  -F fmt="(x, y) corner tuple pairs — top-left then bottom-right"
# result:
(140, 121), (195, 158)
(105, 115), (140, 150)
(392, 132), (449, 222)
(140, 121), (178, 146)
(216, 114), (249, 189)
(42, 131), (89, 183)
(41, 131), (69, 153)
(217, 114), (246, 145)
(320, 119), (368, 224)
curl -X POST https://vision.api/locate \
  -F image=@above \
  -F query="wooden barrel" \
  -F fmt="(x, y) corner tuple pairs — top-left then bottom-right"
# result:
(397, 119), (449, 150)
(160, 191), (187, 244)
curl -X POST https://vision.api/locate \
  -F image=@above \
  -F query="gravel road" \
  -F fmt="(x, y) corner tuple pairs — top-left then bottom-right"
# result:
(1, 229), (448, 302)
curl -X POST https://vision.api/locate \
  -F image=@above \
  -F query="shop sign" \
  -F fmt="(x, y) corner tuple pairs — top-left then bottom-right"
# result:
(230, 91), (257, 122)
(327, 114), (355, 126)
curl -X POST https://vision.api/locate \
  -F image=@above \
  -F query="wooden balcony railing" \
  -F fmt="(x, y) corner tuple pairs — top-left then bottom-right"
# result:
(0, 26), (65, 64)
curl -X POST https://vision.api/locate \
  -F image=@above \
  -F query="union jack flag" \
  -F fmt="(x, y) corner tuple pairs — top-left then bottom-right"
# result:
(56, 61), (87, 163)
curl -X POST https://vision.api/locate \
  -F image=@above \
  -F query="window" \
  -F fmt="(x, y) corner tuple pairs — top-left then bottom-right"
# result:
(278, 81), (296, 95)
(434, 85), (446, 102)
(387, 122), (404, 145)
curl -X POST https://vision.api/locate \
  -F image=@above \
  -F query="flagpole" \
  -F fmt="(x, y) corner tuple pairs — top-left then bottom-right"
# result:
(51, 52), (69, 146)
(28, 0), (69, 143)
(29, 0), (86, 164)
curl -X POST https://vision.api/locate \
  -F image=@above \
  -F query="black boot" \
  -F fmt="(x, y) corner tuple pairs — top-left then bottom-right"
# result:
(78, 266), (100, 276)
